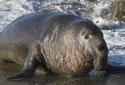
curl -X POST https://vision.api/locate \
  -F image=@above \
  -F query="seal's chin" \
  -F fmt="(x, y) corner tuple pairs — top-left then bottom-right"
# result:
(93, 53), (107, 71)
(82, 48), (96, 61)
(81, 47), (99, 70)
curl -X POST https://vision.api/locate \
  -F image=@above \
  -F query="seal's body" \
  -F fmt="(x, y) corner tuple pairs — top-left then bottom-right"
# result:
(0, 12), (108, 79)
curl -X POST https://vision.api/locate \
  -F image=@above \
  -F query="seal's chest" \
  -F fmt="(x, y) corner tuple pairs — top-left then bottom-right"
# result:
(46, 48), (85, 75)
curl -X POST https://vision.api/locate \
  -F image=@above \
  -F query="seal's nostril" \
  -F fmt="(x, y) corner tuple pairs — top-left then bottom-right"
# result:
(98, 44), (106, 51)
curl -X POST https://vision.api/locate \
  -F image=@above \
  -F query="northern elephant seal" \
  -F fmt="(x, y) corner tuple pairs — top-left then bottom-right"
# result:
(0, 12), (108, 79)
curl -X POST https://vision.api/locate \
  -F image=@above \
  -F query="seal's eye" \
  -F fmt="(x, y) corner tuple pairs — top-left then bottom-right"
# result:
(85, 35), (89, 39)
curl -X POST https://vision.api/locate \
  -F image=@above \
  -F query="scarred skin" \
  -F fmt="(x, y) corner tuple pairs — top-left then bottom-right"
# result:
(0, 12), (108, 79)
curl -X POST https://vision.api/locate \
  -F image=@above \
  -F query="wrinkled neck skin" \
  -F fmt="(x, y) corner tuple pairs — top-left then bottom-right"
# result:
(41, 29), (88, 75)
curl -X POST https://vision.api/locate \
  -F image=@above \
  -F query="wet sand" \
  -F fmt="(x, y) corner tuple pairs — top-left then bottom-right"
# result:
(0, 63), (125, 85)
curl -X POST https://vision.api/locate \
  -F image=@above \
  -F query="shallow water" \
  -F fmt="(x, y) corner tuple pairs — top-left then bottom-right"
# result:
(0, 63), (125, 85)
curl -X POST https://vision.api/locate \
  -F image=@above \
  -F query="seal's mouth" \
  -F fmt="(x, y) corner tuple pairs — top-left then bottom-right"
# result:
(82, 47), (96, 68)
(93, 46), (108, 71)
(82, 45), (108, 71)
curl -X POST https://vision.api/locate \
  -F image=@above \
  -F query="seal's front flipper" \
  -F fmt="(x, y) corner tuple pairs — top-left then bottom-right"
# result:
(7, 59), (39, 80)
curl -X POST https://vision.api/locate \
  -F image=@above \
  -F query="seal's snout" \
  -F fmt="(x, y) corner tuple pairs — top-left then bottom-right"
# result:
(98, 43), (106, 51)
(92, 37), (108, 71)
(93, 37), (108, 52)
(97, 41), (108, 54)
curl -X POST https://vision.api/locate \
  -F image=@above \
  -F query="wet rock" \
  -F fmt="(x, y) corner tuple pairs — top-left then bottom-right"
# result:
(108, 0), (125, 22)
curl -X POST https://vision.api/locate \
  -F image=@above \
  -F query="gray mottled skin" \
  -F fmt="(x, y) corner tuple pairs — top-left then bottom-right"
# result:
(0, 12), (108, 79)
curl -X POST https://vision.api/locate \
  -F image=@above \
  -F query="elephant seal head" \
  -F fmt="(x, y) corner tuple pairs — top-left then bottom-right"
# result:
(75, 20), (108, 71)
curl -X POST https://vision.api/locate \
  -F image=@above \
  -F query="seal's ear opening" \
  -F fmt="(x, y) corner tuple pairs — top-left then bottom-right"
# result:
(80, 31), (84, 36)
